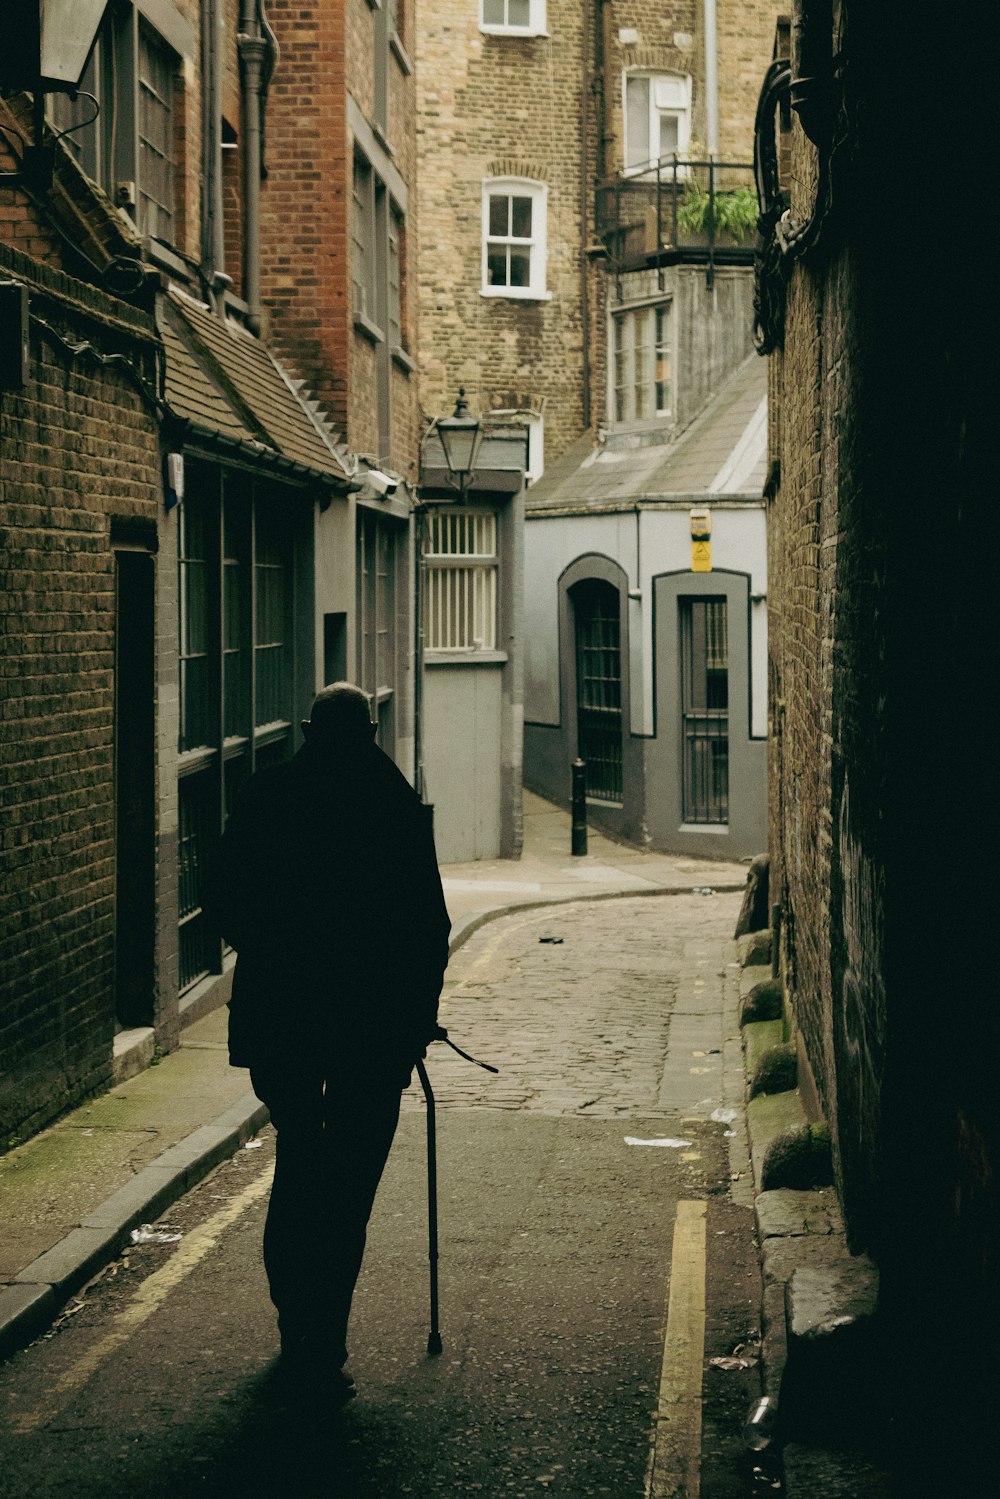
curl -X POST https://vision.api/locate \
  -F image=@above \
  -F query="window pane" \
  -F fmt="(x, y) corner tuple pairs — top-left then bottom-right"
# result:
(254, 510), (288, 727)
(634, 310), (652, 419)
(614, 316), (628, 422)
(137, 23), (174, 240)
(487, 249), (508, 286)
(489, 194), (509, 236)
(508, 0), (531, 26)
(654, 75), (688, 109)
(655, 305), (671, 416)
(658, 113), (680, 161)
(483, 0), (505, 22)
(510, 196), (533, 239)
(625, 76), (650, 168)
(509, 249), (531, 287)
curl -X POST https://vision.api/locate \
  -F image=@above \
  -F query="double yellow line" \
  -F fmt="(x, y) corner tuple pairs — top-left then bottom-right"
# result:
(9, 1164), (275, 1436)
(647, 1199), (708, 1499)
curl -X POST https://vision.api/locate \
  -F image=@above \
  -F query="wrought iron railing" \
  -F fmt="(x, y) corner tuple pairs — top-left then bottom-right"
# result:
(596, 159), (758, 276)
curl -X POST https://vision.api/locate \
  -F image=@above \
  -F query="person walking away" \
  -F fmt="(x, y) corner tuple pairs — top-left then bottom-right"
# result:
(204, 683), (451, 1398)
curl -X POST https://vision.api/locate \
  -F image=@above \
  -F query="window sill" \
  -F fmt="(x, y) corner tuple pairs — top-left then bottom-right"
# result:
(372, 120), (395, 157)
(392, 344), (417, 374)
(390, 31), (413, 74)
(480, 26), (550, 39)
(678, 822), (730, 835)
(354, 310), (386, 344)
(255, 720), (291, 747)
(178, 746), (217, 776)
(425, 650), (508, 667)
(480, 287), (552, 303)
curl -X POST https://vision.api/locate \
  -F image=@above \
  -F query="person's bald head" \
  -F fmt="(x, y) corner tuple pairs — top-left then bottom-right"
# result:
(301, 683), (376, 751)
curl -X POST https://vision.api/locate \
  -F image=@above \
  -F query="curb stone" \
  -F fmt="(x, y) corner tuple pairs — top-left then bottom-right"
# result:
(0, 1094), (268, 1363)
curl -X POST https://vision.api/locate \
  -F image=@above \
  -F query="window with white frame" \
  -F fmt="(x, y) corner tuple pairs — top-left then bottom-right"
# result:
(482, 179), (547, 298)
(480, 0), (546, 36)
(624, 72), (691, 173)
(612, 301), (672, 424)
(423, 510), (498, 653)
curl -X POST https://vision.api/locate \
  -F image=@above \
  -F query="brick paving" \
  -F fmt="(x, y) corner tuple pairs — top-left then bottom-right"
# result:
(405, 891), (743, 1121)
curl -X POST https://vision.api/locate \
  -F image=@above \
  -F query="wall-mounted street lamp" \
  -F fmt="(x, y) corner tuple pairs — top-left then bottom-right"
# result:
(1, 0), (111, 190)
(432, 388), (483, 496)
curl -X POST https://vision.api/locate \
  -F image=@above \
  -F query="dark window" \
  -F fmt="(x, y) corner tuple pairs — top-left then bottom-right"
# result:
(574, 580), (623, 803)
(47, 8), (178, 245)
(681, 598), (729, 823)
(177, 467), (300, 993)
(137, 20), (174, 239)
(357, 509), (399, 759)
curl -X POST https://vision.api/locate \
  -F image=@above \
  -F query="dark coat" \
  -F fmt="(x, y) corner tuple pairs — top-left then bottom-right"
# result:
(203, 741), (451, 1071)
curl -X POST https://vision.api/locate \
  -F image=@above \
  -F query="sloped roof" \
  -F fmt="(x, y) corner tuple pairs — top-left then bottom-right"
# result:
(161, 289), (352, 485)
(526, 354), (767, 514)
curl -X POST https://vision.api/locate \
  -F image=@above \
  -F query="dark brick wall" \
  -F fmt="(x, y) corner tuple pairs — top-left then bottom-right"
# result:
(766, 2), (996, 1479)
(0, 244), (161, 1143)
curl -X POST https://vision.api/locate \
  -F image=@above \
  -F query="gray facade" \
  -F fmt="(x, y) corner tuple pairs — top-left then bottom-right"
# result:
(524, 355), (768, 860)
(418, 429), (527, 863)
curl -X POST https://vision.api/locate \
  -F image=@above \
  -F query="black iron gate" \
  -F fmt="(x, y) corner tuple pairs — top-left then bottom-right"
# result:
(574, 580), (623, 802)
(681, 598), (729, 823)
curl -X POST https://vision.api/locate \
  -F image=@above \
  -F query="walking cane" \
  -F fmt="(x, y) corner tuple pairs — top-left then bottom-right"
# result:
(415, 1057), (443, 1355)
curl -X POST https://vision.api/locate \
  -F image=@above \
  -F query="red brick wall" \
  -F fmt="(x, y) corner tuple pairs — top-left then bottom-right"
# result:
(0, 245), (162, 1142)
(259, 0), (420, 477)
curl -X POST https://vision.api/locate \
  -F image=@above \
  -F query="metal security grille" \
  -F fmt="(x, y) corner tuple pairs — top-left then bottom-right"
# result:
(681, 598), (729, 823)
(574, 580), (623, 802)
(424, 510), (497, 651)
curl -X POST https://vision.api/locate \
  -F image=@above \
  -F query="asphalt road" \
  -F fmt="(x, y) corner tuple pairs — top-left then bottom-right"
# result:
(0, 895), (762, 1499)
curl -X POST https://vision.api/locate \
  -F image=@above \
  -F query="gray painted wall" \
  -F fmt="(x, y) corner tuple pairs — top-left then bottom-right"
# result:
(523, 504), (767, 858)
(419, 487), (524, 863)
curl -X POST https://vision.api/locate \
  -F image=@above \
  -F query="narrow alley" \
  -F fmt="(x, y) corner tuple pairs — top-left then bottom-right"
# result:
(0, 892), (762, 1499)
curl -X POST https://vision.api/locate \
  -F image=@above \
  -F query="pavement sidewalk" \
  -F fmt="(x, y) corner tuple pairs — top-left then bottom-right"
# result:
(0, 792), (749, 1362)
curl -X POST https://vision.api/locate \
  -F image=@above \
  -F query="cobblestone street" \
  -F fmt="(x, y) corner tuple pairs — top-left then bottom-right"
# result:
(409, 892), (746, 1128)
(0, 888), (761, 1499)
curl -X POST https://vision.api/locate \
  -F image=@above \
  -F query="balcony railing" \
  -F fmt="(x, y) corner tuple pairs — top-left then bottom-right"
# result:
(596, 159), (758, 278)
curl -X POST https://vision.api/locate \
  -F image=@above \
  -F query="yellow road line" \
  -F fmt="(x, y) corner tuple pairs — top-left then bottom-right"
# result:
(647, 1199), (708, 1499)
(10, 1163), (274, 1435)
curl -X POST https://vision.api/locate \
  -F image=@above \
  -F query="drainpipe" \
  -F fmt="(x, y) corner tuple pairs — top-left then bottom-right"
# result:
(579, 5), (592, 431)
(201, 0), (225, 298)
(703, 0), (719, 157)
(238, 0), (267, 334)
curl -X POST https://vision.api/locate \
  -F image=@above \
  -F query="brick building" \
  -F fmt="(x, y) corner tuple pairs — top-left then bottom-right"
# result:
(414, 2), (779, 853)
(258, 0), (421, 772)
(0, 0), (365, 1143)
(757, 3), (995, 1483)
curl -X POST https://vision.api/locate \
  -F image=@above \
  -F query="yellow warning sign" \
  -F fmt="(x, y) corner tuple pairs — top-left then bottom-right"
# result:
(691, 539), (712, 573)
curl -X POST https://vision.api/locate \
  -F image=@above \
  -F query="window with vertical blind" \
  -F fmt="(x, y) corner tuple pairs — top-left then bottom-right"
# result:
(423, 510), (498, 653)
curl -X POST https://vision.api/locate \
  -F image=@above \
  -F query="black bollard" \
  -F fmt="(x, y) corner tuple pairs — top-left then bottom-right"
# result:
(571, 758), (587, 857)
